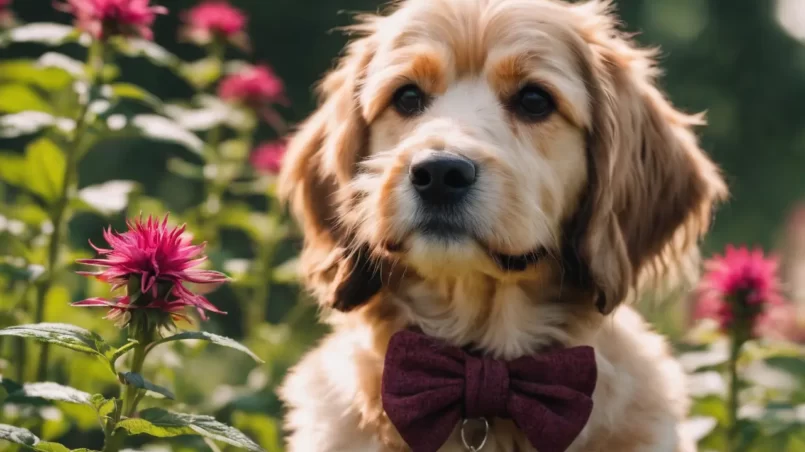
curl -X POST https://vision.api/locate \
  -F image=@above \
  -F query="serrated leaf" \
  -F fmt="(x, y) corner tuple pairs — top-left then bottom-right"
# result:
(1, 23), (79, 47)
(9, 382), (92, 405)
(0, 111), (74, 138)
(131, 115), (203, 156)
(0, 84), (53, 114)
(0, 424), (38, 447)
(151, 331), (264, 363)
(0, 323), (113, 360)
(25, 138), (66, 203)
(117, 408), (264, 452)
(109, 83), (162, 110)
(118, 372), (175, 400)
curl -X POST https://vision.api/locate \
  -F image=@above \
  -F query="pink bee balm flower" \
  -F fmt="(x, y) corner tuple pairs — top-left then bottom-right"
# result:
(218, 64), (285, 107)
(250, 141), (286, 175)
(56, 0), (167, 41)
(74, 215), (227, 329)
(181, 1), (248, 49)
(694, 245), (785, 336)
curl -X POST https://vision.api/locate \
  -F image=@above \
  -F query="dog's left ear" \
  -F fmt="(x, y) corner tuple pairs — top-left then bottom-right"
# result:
(279, 27), (384, 312)
(570, 1), (728, 314)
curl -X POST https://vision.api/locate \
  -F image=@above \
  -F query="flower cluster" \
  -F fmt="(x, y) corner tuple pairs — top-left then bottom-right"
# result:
(75, 215), (227, 330)
(219, 64), (285, 107)
(180, 0), (249, 50)
(250, 141), (286, 175)
(57, 0), (167, 40)
(695, 245), (785, 337)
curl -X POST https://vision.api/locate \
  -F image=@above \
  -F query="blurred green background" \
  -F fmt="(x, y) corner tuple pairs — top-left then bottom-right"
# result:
(3, 0), (805, 450)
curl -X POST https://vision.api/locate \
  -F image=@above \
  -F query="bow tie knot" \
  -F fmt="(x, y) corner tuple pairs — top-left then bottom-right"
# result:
(464, 355), (509, 419)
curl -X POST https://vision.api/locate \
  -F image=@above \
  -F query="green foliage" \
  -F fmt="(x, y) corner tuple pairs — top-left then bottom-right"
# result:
(0, 1), (802, 452)
(149, 331), (264, 364)
(117, 408), (264, 452)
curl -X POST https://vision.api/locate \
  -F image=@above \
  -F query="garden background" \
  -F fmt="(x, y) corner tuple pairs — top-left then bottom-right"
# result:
(1, 0), (805, 451)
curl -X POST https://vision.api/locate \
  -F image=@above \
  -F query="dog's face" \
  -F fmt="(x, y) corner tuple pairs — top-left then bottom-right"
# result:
(282, 0), (726, 321)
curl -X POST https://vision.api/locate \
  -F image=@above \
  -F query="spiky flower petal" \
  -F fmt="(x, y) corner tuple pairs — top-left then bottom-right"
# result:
(74, 215), (227, 330)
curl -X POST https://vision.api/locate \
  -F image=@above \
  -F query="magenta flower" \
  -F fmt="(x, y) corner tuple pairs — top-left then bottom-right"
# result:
(74, 215), (227, 329)
(218, 64), (285, 107)
(56, 0), (167, 41)
(694, 245), (785, 336)
(180, 1), (248, 50)
(250, 141), (286, 175)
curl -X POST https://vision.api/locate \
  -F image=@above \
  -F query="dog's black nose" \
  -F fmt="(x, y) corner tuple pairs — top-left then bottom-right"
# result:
(409, 153), (477, 204)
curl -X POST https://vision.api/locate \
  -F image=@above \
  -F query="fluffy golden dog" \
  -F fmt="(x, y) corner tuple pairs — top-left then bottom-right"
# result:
(278, 0), (727, 450)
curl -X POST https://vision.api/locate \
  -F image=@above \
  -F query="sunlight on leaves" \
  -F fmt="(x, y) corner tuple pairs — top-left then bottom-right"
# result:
(117, 408), (264, 452)
(0, 111), (74, 138)
(150, 331), (264, 363)
(8, 382), (92, 405)
(1, 23), (79, 47)
(78, 181), (138, 215)
(0, 323), (113, 361)
(132, 115), (204, 156)
(37, 53), (85, 78)
(0, 59), (73, 91)
(0, 84), (53, 114)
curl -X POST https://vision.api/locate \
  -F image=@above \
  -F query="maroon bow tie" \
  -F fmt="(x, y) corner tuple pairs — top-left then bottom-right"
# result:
(381, 330), (597, 452)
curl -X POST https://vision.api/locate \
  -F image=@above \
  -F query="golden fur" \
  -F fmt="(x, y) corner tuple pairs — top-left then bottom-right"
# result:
(278, 0), (727, 450)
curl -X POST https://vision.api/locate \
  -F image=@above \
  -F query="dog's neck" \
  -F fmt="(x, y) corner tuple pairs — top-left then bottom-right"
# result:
(385, 263), (601, 360)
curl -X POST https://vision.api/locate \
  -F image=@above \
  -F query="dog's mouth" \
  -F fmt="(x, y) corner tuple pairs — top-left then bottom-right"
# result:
(381, 218), (547, 272)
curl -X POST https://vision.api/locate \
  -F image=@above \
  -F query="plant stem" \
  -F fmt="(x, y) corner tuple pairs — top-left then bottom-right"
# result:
(103, 331), (151, 452)
(726, 332), (746, 452)
(34, 40), (105, 382)
(247, 197), (280, 336)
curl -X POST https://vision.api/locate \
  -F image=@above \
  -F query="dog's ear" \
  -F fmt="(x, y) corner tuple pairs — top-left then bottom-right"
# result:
(570, 2), (728, 314)
(279, 32), (382, 312)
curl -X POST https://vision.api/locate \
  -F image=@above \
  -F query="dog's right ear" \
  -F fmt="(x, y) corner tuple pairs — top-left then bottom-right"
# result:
(279, 32), (381, 312)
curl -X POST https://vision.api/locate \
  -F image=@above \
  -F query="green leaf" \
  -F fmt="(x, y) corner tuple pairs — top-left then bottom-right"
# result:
(0, 59), (73, 91)
(9, 382), (92, 405)
(109, 83), (162, 110)
(0, 23), (80, 47)
(77, 181), (137, 216)
(25, 138), (66, 203)
(150, 331), (264, 363)
(32, 442), (71, 452)
(0, 84), (53, 114)
(131, 115), (204, 156)
(0, 424), (38, 447)
(0, 111), (74, 138)
(118, 372), (175, 400)
(0, 323), (113, 359)
(114, 39), (180, 68)
(37, 53), (85, 78)
(180, 58), (222, 91)
(117, 408), (264, 452)
(90, 394), (116, 419)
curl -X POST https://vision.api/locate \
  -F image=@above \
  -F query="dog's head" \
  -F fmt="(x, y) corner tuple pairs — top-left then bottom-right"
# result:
(281, 0), (726, 318)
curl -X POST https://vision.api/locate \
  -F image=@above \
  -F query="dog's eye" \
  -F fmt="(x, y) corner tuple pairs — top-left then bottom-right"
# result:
(392, 84), (428, 117)
(513, 85), (555, 121)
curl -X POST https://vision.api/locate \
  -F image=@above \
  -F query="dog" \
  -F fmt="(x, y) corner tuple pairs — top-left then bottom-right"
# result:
(278, 0), (727, 450)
